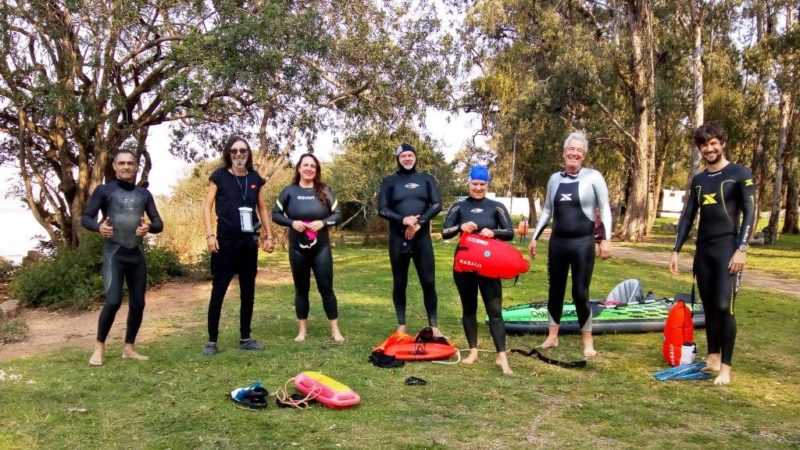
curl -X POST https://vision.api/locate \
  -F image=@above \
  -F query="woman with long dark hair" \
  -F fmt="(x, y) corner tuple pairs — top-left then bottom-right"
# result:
(202, 136), (274, 356)
(272, 153), (344, 342)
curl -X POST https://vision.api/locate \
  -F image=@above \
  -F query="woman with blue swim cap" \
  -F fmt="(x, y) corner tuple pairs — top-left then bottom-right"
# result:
(442, 165), (515, 374)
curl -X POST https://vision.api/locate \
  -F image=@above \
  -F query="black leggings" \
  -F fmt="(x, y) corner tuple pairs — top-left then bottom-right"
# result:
(98, 246), (147, 344)
(389, 233), (438, 327)
(453, 271), (505, 352)
(289, 244), (338, 320)
(695, 239), (739, 366)
(547, 235), (595, 331)
(207, 240), (258, 342)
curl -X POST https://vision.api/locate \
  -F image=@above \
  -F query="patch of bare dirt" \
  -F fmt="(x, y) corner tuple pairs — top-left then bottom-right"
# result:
(0, 266), (288, 362)
(613, 246), (800, 299)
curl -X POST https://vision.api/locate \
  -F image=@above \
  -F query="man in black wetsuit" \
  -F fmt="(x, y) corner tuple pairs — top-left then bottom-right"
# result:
(669, 122), (754, 385)
(528, 131), (612, 357)
(82, 149), (163, 366)
(378, 143), (442, 335)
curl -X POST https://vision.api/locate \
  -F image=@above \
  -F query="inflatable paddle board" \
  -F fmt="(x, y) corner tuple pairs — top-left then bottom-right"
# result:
(497, 299), (706, 334)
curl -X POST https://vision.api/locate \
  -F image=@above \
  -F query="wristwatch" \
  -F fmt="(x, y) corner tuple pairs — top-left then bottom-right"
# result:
(738, 244), (748, 252)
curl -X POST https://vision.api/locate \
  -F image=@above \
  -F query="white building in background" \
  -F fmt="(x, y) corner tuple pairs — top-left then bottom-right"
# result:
(660, 189), (686, 217)
(485, 193), (532, 218)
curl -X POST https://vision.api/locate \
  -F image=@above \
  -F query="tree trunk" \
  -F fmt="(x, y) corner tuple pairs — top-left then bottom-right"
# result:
(784, 154), (800, 234)
(764, 90), (793, 244)
(617, 0), (651, 242)
(764, 5), (795, 244)
(751, 3), (773, 232)
(685, 0), (705, 191)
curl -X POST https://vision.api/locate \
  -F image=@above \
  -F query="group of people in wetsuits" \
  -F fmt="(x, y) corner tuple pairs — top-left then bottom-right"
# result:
(82, 122), (753, 384)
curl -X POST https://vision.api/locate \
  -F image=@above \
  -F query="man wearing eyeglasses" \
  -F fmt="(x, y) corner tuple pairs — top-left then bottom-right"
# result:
(82, 149), (164, 366)
(528, 131), (612, 358)
(669, 122), (755, 385)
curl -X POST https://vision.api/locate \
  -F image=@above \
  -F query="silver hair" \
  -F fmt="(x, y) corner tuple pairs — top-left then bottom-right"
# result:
(563, 131), (588, 154)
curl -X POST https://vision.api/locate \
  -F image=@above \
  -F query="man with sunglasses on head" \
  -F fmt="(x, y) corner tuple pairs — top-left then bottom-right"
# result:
(202, 136), (274, 356)
(82, 149), (163, 366)
(378, 143), (443, 336)
(669, 122), (755, 385)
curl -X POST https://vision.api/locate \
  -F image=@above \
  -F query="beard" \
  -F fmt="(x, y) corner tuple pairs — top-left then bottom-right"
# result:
(232, 159), (247, 169)
(704, 152), (722, 165)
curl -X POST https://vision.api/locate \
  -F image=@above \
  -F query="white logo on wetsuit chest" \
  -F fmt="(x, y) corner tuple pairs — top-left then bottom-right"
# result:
(559, 194), (573, 202)
(296, 195), (315, 200)
(470, 208), (484, 213)
(404, 183), (420, 189)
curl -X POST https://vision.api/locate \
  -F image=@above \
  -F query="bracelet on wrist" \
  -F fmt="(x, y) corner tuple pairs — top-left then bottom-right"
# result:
(266, 237), (274, 240)
(206, 234), (215, 240)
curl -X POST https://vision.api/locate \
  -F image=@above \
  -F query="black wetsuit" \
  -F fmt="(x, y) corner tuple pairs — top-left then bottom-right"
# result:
(81, 179), (163, 344)
(207, 167), (265, 343)
(272, 184), (342, 320)
(673, 163), (755, 366)
(532, 168), (612, 332)
(442, 197), (514, 352)
(378, 167), (442, 327)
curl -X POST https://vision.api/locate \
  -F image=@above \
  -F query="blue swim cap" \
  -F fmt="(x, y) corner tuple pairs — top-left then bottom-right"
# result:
(468, 165), (490, 182)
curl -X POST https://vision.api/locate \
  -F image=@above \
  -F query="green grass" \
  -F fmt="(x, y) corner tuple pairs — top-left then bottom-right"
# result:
(617, 217), (800, 280)
(1, 240), (798, 449)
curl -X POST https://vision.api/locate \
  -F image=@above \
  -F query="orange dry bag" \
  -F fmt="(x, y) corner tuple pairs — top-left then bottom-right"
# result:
(662, 293), (696, 366)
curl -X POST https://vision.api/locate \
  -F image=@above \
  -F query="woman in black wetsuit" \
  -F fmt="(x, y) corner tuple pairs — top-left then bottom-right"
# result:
(442, 166), (515, 375)
(272, 153), (344, 342)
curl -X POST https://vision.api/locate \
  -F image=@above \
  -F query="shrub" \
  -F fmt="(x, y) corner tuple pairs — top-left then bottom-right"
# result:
(0, 318), (28, 344)
(9, 233), (184, 309)
(0, 258), (15, 283)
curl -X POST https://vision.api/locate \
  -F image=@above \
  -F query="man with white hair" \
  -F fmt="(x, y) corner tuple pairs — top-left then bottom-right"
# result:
(528, 131), (612, 357)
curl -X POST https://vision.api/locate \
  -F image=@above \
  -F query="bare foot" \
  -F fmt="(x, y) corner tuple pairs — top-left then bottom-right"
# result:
(121, 350), (149, 361)
(295, 319), (308, 342)
(496, 353), (513, 375)
(329, 319), (345, 342)
(582, 332), (597, 357)
(396, 324), (407, 334)
(89, 350), (104, 366)
(713, 364), (732, 385)
(540, 337), (559, 349)
(703, 354), (721, 372)
(89, 341), (105, 366)
(462, 349), (479, 364)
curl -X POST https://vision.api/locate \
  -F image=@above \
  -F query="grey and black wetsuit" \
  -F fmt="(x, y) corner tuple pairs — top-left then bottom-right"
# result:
(378, 165), (442, 327)
(81, 179), (163, 344)
(442, 197), (514, 352)
(272, 184), (342, 320)
(673, 163), (755, 366)
(532, 168), (611, 332)
(206, 167), (265, 343)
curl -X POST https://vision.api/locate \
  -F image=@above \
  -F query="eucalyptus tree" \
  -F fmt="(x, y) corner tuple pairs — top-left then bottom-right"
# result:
(0, 0), (455, 247)
(456, 0), (661, 241)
